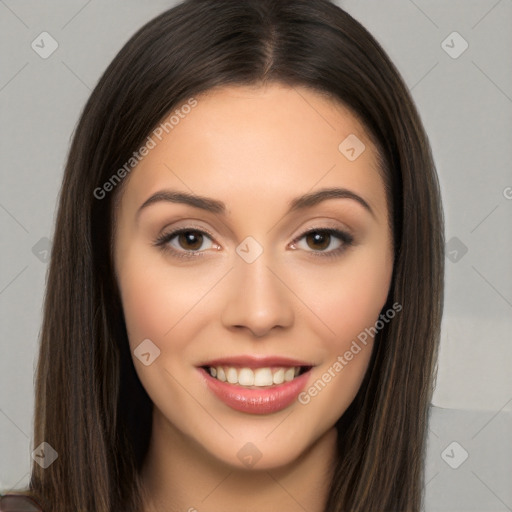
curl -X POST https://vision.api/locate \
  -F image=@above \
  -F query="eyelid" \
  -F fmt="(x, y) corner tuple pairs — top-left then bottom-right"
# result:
(153, 224), (218, 258)
(154, 221), (355, 260)
(289, 226), (354, 258)
(292, 218), (355, 238)
(291, 225), (353, 244)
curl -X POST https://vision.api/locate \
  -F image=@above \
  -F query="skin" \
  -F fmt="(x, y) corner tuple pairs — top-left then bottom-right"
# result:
(113, 83), (394, 512)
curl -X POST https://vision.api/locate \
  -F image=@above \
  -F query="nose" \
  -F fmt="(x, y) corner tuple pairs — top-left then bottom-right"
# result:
(220, 253), (294, 338)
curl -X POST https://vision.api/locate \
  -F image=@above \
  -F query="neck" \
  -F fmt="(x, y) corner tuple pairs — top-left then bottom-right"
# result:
(139, 409), (337, 512)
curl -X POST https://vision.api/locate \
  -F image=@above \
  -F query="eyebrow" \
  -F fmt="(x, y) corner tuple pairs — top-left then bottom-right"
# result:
(136, 187), (375, 220)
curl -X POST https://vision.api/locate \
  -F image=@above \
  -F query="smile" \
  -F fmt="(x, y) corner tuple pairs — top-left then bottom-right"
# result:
(198, 357), (314, 415)
(205, 365), (307, 387)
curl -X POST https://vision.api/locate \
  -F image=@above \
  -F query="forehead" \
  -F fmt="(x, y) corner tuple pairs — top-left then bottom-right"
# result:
(115, 83), (388, 223)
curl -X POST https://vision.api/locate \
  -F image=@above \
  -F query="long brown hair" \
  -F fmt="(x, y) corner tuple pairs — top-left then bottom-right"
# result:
(16, 0), (444, 510)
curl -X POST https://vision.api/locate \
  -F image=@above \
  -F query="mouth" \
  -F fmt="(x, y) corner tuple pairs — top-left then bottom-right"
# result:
(198, 357), (314, 414)
(201, 364), (312, 388)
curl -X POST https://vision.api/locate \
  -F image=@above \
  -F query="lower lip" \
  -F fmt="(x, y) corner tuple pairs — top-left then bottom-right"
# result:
(200, 368), (311, 415)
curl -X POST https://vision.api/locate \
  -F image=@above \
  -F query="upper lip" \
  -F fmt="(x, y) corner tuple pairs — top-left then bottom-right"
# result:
(198, 355), (315, 369)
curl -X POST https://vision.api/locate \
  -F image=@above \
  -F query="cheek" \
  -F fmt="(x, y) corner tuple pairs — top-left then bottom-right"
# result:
(118, 265), (171, 349)
(292, 246), (392, 420)
(116, 250), (219, 416)
(296, 244), (393, 346)
(117, 249), (221, 351)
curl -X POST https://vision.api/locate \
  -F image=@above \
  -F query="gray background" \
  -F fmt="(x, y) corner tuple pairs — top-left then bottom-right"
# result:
(1, 1), (511, 510)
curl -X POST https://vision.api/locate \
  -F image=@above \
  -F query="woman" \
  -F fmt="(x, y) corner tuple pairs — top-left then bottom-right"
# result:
(0, 0), (444, 510)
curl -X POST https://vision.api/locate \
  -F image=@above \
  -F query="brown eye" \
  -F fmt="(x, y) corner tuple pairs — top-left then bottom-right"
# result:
(305, 231), (332, 251)
(291, 227), (354, 259)
(154, 227), (218, 259)
(177, 230), (204, 251)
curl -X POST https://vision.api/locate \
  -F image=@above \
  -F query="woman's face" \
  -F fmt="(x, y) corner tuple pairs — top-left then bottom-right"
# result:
(113, 83), (393, 470)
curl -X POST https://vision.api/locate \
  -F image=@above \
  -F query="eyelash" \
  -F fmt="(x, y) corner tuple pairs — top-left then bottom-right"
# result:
(153, 226), (354, 260)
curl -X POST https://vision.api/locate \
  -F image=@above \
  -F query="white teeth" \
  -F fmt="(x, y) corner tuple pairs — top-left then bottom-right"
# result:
(284, 368), (295, 382)
(238, 368), (254, 386)
(253, 368), (273, 386)
(217, 367), (226, 382)
(226, 367), (238, 384)
(272, 368), (285, 385)
(208, 365), (304, 387)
